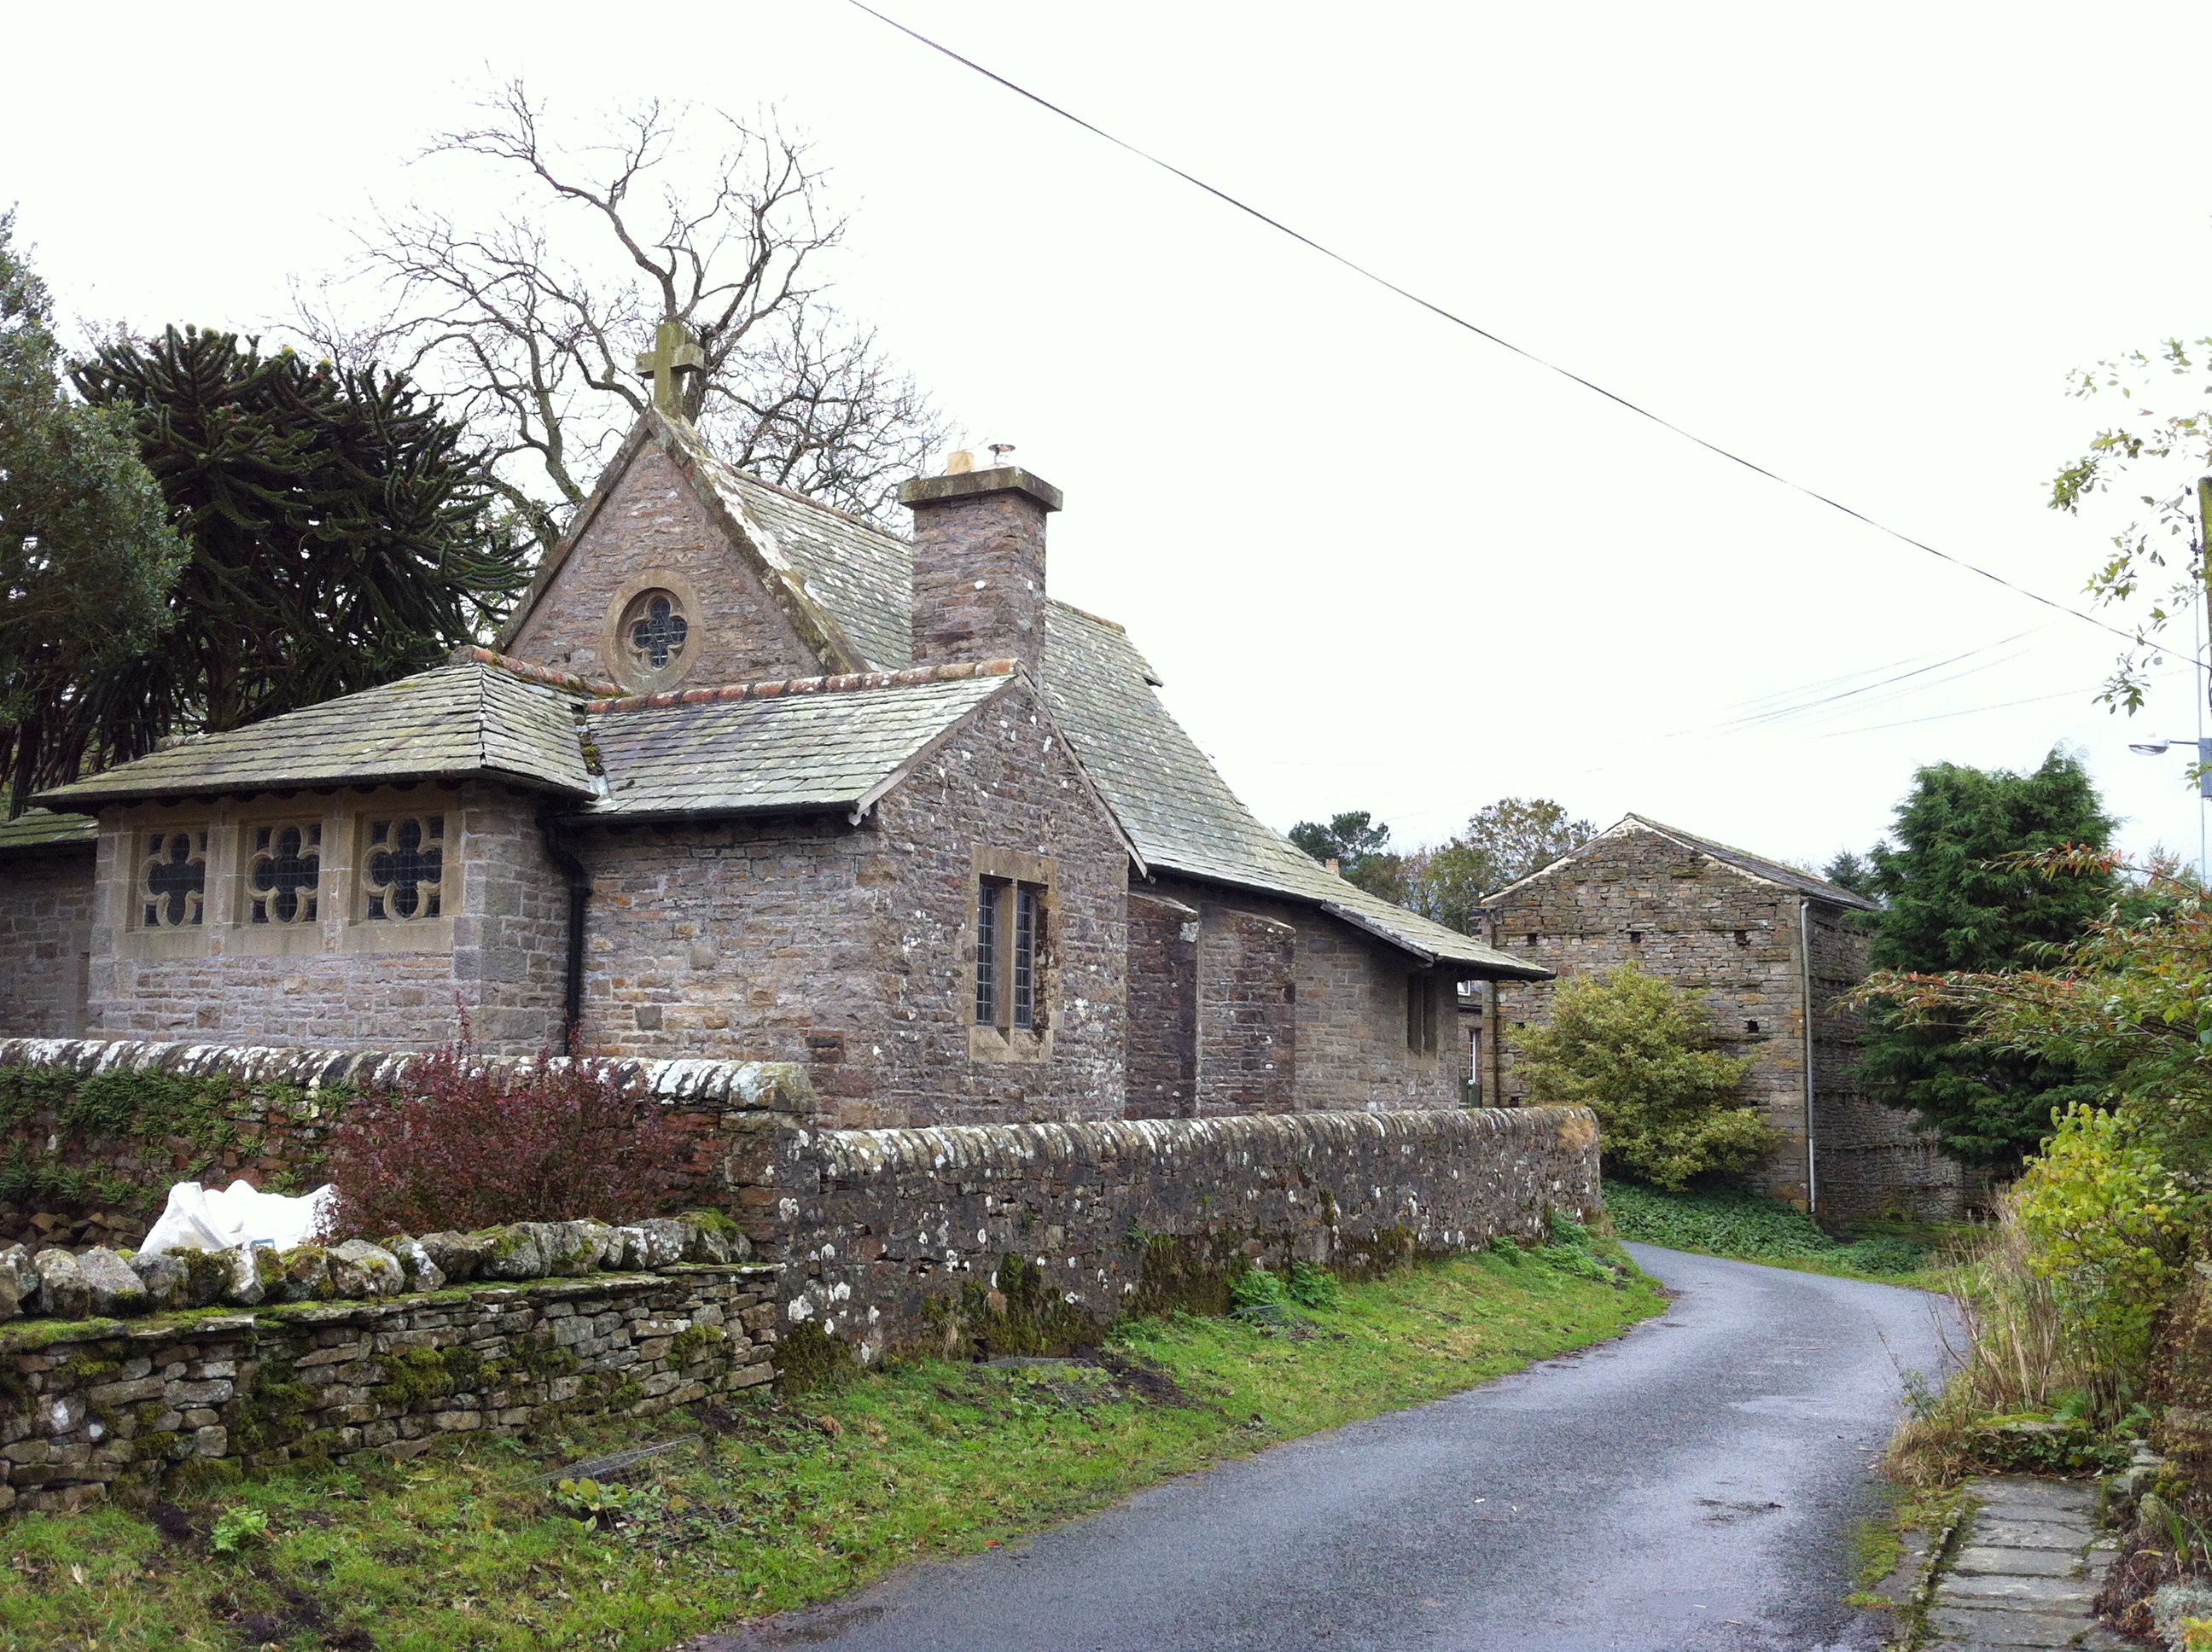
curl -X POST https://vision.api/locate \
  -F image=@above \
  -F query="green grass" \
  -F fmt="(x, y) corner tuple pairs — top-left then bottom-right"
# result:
(0, 1242), (1662, 1651)
(1604, 1178), (1966, 1287)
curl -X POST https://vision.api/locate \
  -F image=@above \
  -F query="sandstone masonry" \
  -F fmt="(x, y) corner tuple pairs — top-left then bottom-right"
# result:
(1481, 816), (1972, 1221)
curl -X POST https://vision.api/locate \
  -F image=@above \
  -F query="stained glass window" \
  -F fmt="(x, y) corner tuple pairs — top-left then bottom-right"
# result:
(364, 815), (445, 921)
(140, 830), (206, 928)
(626, 591), (689, 672)
(248, 823), (321, 925)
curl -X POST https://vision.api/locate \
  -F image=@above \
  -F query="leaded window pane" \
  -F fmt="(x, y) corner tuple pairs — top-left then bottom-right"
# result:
(975, 877), (1004, 1025)
(364, 814), (445, 922)
(140, 830), (207, 928)
(248, 823), (321, 925)
(1012, 886), (1039, 1030)
(631, 593), (689, 669)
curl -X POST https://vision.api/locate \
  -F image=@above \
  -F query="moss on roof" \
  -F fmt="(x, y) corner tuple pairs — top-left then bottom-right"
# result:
(32, 663), (597, 806)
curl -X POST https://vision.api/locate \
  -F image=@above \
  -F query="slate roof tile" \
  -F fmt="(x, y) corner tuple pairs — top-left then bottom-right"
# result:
(584, 672), (1011, 820)
(0, 807), (97, 852)
(32, 663), (597, 806)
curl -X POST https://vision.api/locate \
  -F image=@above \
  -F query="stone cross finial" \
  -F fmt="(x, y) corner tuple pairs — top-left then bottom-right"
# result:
(634, 319), (706, 419)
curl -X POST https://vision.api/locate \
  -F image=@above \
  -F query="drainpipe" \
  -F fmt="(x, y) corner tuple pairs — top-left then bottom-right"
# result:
(541, 818), (589, 1056)
(1486, 908), (1507, 1107)
(1799, 894), (1819, 1215)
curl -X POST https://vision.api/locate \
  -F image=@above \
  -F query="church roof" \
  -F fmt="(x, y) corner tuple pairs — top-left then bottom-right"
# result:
(32, 661), (597, 806)
(687, 449), (916, 673)
(0, 807), (97, 852)
(485, 411), (1546, 975)
(581, 663), (1021, 822)
(1041, 606), (1547, 975)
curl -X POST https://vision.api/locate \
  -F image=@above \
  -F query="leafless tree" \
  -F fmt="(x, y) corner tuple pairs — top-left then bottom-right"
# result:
(295, 81), (952, 550)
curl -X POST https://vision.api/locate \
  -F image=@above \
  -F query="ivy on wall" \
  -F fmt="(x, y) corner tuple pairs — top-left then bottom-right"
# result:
(0, 1064), (343, 1213)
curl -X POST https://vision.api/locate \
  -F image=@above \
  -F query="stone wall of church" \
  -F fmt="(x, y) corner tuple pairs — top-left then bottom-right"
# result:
(1123, 893), (1198, 1119)
(0, 845), (95, 1039)
(573, 682), (1130, 1129)
(772, 1105), (1602, 1361)
(79, 783), (570, 1056)
(1139, 876), (1466, 1114)
(506, 439), (824, 693)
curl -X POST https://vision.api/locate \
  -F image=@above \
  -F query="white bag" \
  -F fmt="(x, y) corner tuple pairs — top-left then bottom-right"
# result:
(138, 1179), (336, 1257)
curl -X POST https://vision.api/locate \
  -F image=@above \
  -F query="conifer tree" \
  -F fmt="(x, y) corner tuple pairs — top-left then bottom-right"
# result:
(0, 215), (183, 811)
(1860, 748), (2119, 1166)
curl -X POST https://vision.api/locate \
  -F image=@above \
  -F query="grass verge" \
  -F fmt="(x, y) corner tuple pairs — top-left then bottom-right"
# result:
(1603, 1177), (1969, 1288)
(1, 1242), (1662, 1652)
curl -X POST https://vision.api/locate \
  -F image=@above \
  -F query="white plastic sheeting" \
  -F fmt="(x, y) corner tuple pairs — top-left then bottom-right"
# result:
(137, 1179), (336, 1257)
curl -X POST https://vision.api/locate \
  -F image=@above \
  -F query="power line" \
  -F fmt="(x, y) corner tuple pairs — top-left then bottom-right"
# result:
(848, 0), (2188, 662)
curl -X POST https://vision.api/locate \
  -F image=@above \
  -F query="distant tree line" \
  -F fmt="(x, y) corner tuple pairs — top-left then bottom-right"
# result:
(1289, 798), (1595, 932)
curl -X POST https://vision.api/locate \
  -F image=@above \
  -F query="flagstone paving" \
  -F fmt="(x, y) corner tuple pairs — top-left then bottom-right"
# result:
(1924, 1476), (2131, 1651)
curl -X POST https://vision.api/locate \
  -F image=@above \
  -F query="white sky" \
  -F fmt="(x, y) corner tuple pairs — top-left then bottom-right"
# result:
(9, 0), (2212, 872)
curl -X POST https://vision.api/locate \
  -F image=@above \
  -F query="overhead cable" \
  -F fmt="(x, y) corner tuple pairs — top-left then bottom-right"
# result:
(847, 1), (2186, 660)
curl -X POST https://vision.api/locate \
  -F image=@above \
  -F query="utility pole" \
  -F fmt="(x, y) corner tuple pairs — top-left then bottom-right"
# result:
(2200, 478), (2212, 882)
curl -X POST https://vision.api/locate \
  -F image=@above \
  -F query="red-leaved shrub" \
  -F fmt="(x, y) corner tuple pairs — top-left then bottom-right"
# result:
(321, 1043), (684, 1238)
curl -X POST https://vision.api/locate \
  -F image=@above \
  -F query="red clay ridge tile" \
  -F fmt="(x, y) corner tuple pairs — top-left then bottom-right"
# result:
(455, 645), (623, 699)
(581, 658), (1019, 715)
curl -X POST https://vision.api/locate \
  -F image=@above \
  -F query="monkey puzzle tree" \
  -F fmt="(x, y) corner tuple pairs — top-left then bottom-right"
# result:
(3, 325), (530, 805)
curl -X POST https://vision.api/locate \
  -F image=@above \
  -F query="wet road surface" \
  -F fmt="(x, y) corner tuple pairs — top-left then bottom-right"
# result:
(691, 1245), (1952, 1652)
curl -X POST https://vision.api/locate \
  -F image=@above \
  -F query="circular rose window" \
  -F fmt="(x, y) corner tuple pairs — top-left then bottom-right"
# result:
(617, 588), (692, 688)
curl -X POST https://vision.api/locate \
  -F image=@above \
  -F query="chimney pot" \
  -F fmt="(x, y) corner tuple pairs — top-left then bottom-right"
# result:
(946, 450), (975, 474)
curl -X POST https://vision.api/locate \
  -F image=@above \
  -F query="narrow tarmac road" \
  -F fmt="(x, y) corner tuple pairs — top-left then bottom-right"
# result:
(695, 1246), (1952, 1652)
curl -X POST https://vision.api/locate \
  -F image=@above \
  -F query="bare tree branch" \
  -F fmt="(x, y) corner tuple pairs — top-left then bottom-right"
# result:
(291, 80), (952, 550)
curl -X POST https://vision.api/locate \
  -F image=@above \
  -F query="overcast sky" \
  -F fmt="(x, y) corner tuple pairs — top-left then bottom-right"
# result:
(9, 1), (2212, 872)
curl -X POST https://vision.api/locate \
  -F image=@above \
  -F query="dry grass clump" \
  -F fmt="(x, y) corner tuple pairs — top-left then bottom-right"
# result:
(1886, 1198), (2071, 1487)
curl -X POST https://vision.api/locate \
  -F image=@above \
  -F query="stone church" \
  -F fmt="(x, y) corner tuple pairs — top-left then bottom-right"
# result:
(0, 365), (1548, 1129)
(1478, 814), (1973, 1220)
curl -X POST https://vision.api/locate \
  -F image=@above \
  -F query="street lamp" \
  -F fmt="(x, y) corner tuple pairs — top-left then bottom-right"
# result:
(2129, 737), (2212, 882)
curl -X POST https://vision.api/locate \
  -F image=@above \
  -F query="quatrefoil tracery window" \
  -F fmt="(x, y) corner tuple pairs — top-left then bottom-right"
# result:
(247, 823), (321, 925)
(364, 814), (444, 922)
(619, 588), (690, 684)
(139, 830), (207, 928)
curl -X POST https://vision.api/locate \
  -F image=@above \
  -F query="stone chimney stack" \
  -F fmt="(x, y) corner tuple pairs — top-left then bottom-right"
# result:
(899, 457), (1062, 678)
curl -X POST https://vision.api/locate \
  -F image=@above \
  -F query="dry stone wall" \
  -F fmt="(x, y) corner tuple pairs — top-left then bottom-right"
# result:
(0, 1039), (811, 1246)
(772, 1104), (1600, 1362)
(0, 1264), (775, 1515)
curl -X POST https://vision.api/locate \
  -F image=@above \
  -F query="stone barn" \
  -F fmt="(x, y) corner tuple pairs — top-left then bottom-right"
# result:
(1478, 814), (1970, 1222)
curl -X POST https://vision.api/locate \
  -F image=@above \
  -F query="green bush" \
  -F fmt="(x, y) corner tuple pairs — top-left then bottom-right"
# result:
(2014, 1102), (2195, 1405)
(1514, 966), (1773, 1189)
